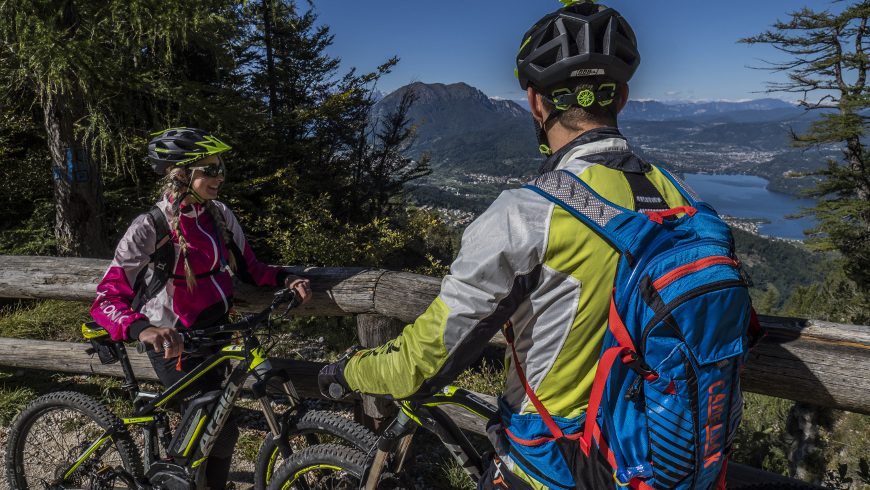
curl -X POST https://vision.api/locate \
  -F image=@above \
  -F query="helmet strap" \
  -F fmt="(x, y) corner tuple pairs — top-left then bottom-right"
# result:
(174, 168), (206, 205)
(536, 120), (552, 156)
(535, 109), (563, 157)
(181, 189), (205, 204)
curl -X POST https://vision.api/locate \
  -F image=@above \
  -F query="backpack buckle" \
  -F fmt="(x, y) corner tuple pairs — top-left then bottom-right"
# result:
(621, 350), (659, 381)
(502, 321), (515, 344)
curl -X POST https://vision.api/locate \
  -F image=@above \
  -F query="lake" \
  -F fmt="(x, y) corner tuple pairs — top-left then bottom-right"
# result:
(682, 173), (816, 240)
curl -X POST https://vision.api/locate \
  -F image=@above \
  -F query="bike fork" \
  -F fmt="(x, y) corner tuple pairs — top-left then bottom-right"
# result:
(363, 412), (416, 490)
(259, 396), (282, 437)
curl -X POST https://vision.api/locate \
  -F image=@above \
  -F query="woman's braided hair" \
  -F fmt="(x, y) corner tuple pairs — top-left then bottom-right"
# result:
(160, 167), (237, 292)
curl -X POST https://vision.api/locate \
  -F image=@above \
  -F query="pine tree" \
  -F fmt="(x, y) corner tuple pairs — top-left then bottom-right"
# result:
(742, 3), (870, 292)
(0, 0), (237, 256)
(346, 88), (432, 221)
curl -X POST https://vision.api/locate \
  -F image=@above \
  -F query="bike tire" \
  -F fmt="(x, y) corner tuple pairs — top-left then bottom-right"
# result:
(265, 443), (367, 490)
(254, 409), (377, 490)
(4, 391), (143, 490)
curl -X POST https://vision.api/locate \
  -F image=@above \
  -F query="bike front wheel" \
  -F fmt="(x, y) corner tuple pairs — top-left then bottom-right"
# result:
(4, 391), (142, 489)
(266, 443), (367, 490)
(255, 409), (377, 490)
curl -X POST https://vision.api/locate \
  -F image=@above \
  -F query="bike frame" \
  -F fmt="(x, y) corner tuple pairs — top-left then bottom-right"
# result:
(361, 386), (498, 490)
(69, 301), (303, 488)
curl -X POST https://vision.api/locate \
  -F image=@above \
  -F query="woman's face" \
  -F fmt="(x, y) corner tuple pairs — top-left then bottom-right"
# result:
(187, 154), (225, 201)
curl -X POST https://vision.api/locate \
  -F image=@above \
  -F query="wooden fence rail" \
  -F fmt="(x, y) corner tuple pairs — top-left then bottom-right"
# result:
(1, 254), (857, 488)
(1, 255), (868, 415)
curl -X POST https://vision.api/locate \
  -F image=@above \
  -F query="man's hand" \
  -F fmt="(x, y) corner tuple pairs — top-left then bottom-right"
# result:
(284, 275), (313, 305)
(138, 326), (184, 359)
(318, 346), (362, 400)
(318, 362), (351, 400)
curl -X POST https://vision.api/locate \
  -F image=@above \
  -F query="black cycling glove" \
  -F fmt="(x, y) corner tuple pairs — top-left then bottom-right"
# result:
(318, 345), (362, 400)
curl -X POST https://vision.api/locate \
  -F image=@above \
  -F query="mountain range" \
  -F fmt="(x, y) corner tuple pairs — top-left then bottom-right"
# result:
(372, 82), (837, 208)
(371, 82), (538, 176)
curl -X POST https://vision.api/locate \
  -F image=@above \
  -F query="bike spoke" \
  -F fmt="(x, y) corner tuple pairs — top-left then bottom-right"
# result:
(290, 467), (360, 490)
(18, 406), (124, 489)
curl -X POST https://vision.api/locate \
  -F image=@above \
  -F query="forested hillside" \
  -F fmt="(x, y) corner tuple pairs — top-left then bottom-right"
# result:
(0, 1), (455, 273)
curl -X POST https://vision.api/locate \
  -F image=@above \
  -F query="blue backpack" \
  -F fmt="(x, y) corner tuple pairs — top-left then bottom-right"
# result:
(507, 167), (760, 489)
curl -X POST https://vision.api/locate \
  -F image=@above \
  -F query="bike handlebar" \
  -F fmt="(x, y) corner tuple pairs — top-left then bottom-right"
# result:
(135, 288), (299, 354)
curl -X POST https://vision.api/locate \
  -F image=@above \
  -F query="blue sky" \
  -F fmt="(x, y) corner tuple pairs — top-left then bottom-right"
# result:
(314, 0), (838, 102)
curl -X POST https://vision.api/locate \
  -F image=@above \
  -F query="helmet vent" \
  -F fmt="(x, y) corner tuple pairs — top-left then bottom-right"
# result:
(516, 3), (640, 90)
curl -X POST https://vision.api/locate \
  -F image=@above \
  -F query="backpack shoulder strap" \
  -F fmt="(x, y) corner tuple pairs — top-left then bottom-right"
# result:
(131, 206), (174, 312)
(654, 166), (701, 206)
(523, 169), (636, 260)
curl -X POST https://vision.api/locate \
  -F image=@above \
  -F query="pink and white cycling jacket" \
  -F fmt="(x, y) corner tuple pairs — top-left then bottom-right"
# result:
(91, 197), (288, 341)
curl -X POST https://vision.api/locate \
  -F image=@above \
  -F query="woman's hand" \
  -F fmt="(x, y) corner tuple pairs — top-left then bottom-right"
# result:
(138, 326), (184, 359)
(285, 275), (313, 305)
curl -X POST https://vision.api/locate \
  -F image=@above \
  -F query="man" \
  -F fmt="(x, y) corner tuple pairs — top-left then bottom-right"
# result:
(319, 2), (697, 488)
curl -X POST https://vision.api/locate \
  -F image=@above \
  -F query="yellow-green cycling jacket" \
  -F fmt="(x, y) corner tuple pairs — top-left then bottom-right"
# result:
(343, 127), (693, 486)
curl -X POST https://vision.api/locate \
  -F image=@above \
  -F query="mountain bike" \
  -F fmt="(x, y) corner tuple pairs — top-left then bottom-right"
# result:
(265, 385), (498, 489)
(4, 288), (376, 490)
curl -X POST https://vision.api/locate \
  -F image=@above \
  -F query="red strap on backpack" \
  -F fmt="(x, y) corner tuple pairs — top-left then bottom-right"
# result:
(504, 296), (659, 490)
(644, 206), (697, 224)
(503, 322), (566, 441)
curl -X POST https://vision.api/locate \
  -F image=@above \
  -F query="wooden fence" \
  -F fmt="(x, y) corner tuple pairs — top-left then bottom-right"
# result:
(2, 255), (868, 488)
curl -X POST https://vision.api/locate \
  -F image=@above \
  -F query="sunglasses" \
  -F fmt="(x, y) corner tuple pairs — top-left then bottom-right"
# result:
(188, 161), (226, 178)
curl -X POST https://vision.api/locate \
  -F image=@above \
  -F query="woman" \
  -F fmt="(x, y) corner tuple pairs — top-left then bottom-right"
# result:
(90, 127), (311, 488)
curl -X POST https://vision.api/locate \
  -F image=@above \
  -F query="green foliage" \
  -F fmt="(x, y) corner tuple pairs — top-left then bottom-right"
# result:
(261, 197), (456, 271)
(453, 359), (506, 397)
(731, 228), (828, 308)
(0, 105), (55, 254)
(731, 393), (792, 475)
(0, 0), (239, 132)
(0, 373), (35, 425)
(780, 262), (870, 325)
(820, 411), (870, 489)
(0, 368), (138, 425)
(437, 459), (476, 490)
(0, 200), (57, 256)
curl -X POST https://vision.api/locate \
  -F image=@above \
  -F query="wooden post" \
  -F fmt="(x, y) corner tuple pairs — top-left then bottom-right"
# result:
(355, 314), (404, 430)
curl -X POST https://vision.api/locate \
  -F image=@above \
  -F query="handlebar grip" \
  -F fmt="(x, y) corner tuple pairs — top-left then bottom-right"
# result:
(327, 382), (348, 400)
(136, 341), (153, 354)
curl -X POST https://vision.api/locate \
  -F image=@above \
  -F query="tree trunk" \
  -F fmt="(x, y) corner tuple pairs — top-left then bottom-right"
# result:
(42, 90), (109, 258)
(786, 402), (839, 484)
(262, 0), (277, 121)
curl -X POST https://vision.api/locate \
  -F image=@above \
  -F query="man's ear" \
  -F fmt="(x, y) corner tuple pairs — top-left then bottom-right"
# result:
(528, 87), (546, 124)
(616, 83), (630, 114)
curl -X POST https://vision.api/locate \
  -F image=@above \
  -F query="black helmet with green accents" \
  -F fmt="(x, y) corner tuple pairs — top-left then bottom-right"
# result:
(148, 127), (232, 175)
(516, 1), (640, 92)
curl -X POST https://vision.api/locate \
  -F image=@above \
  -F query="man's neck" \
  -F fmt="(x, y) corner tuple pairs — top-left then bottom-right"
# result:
(547, 122), (610, 154)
